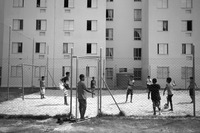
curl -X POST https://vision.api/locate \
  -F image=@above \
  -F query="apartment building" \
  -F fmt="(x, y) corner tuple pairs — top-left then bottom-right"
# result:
(0, 0), (106, 87)
(105, 0), (200, 88)
(0, 0), (200, 89)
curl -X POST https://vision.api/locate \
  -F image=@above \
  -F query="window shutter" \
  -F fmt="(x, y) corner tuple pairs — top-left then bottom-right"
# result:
(41, 20), (46, 30)
(92, 0), (97, 8)
(92, 20), (97, 31)
(13, 20), (19, 30)
(92, 43), (97, 54)
(40, 43), (46, 54)
(69, 0), (74, 7)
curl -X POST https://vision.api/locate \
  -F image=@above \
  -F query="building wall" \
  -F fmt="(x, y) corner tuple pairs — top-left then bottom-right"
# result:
(1, 0), (106, 87)
(148, 0), (200, 88)
(106, 0), (144, 88)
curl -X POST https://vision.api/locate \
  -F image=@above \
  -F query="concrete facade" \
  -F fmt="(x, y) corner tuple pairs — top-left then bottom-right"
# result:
(0, 0), (200, 89)
(0, 0), (106, 87)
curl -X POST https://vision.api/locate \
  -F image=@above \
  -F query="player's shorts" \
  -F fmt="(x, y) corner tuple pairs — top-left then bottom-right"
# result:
(152, 100), (160, 107)
(127, 89), (133, 95)
(40, 87), (45, 95)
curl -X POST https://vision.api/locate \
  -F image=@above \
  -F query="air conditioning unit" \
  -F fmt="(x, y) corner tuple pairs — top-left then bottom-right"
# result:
(64, 54), (70, 59)
(39, 55), (45, 59)
(186, 56), (192, 60)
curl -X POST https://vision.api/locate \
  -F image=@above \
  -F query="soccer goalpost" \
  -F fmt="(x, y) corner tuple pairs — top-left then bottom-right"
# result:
(20, 63), (47, 100)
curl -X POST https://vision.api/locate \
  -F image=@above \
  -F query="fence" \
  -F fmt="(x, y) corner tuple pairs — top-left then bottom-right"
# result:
(0, 56), (200, 118)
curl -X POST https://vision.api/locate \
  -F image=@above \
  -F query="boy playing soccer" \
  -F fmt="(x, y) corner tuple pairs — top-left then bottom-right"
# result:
(39, 76), (45, 99)
(163, 77), (174, 111)
(61, 72), (70, 105)
(125, 75), (134, 103)
(77, 74), (95, 120)
(148, 78), (161, 115)
(90, 77), (96, 98)
(188, 77), (197, 103)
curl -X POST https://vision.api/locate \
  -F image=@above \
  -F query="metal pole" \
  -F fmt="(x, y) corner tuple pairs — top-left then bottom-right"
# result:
(31, 38), (34, 92)
(7, 26), (11, 100)
(100, 48), (102, 112)
(192, 44), (196, 117)
(70, 48), (73, 117)
(97, 59), (100, 114)
(75, 57), (78, 120)
(22, 63), (24, 100)
(46, 45), (49, 87)
(185, 66), (186, 90)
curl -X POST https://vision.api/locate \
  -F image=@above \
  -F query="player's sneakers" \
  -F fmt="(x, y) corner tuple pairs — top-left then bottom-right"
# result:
(169, 109), (173, 111)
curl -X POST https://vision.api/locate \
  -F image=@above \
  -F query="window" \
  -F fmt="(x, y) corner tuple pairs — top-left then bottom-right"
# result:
(134, 48), (142, 60)
(107, 0), (113, 2)
(134, 9), (142, 21)
(106, 48), (113, 59)
(13, 0), (24, 7)
(64, 0), (74, 8)
(106, 9), (114, 21)
(13, 19), (23, 30)
(86, 66), (96, 77)
(12, 42), (23, 54)
(106, 28), (113, 40)
(134, 0), (141, 1)
(36, 20), (47, 31)
(182, 43), (192, 54)
(181, 67), (193, 79)
(35, 42), (46, 54)
(34, 66), (46, 78)
(134, 28), (142, 40)
(157, 67), (169, 79)
(157, 0), (168, 8)
(63, 20), (74, 31)
(87, 20), (97, 31)
(62, 66), (70, 77)
(36, 0), (47, 7)
(181, 0), (192, 8)
(157, 43), (168, 55)
(119, 68), (127, 73)
(134, 68), (142, 80)
(63, 43), (74, 54)
(87, 43), (97, 54)
(182, 20), (192, 31)
(11, 66), (22, 77)
(158, 20), (168, 31)
(87, 0), (97, 8)
(106, 68), (113, 80)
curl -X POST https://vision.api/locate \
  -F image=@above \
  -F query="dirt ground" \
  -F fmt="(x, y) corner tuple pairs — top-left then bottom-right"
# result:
(0, 116), (200, 133)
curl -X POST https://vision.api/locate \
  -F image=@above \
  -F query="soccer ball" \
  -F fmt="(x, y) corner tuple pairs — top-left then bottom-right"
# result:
(164, 103), (169, 109)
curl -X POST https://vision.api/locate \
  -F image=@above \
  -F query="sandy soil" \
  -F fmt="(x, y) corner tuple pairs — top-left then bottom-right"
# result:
(0, 90), (199, 118)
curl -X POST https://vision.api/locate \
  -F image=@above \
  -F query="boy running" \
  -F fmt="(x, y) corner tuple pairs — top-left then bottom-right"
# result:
(148, 78), (161, 115)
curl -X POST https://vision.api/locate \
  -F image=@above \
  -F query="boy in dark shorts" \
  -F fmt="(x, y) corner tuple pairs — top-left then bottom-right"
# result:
(90, 77), (96, 98)
(188, 77), (197, 103)
(77, 74), (95, 120)
(125, 75), (134, 103)
(148, 78), (161, 115)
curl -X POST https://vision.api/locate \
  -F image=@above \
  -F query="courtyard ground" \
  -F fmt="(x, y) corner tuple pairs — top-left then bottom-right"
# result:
(0, 89), (200, 132)
(0, 89), (199, 117)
